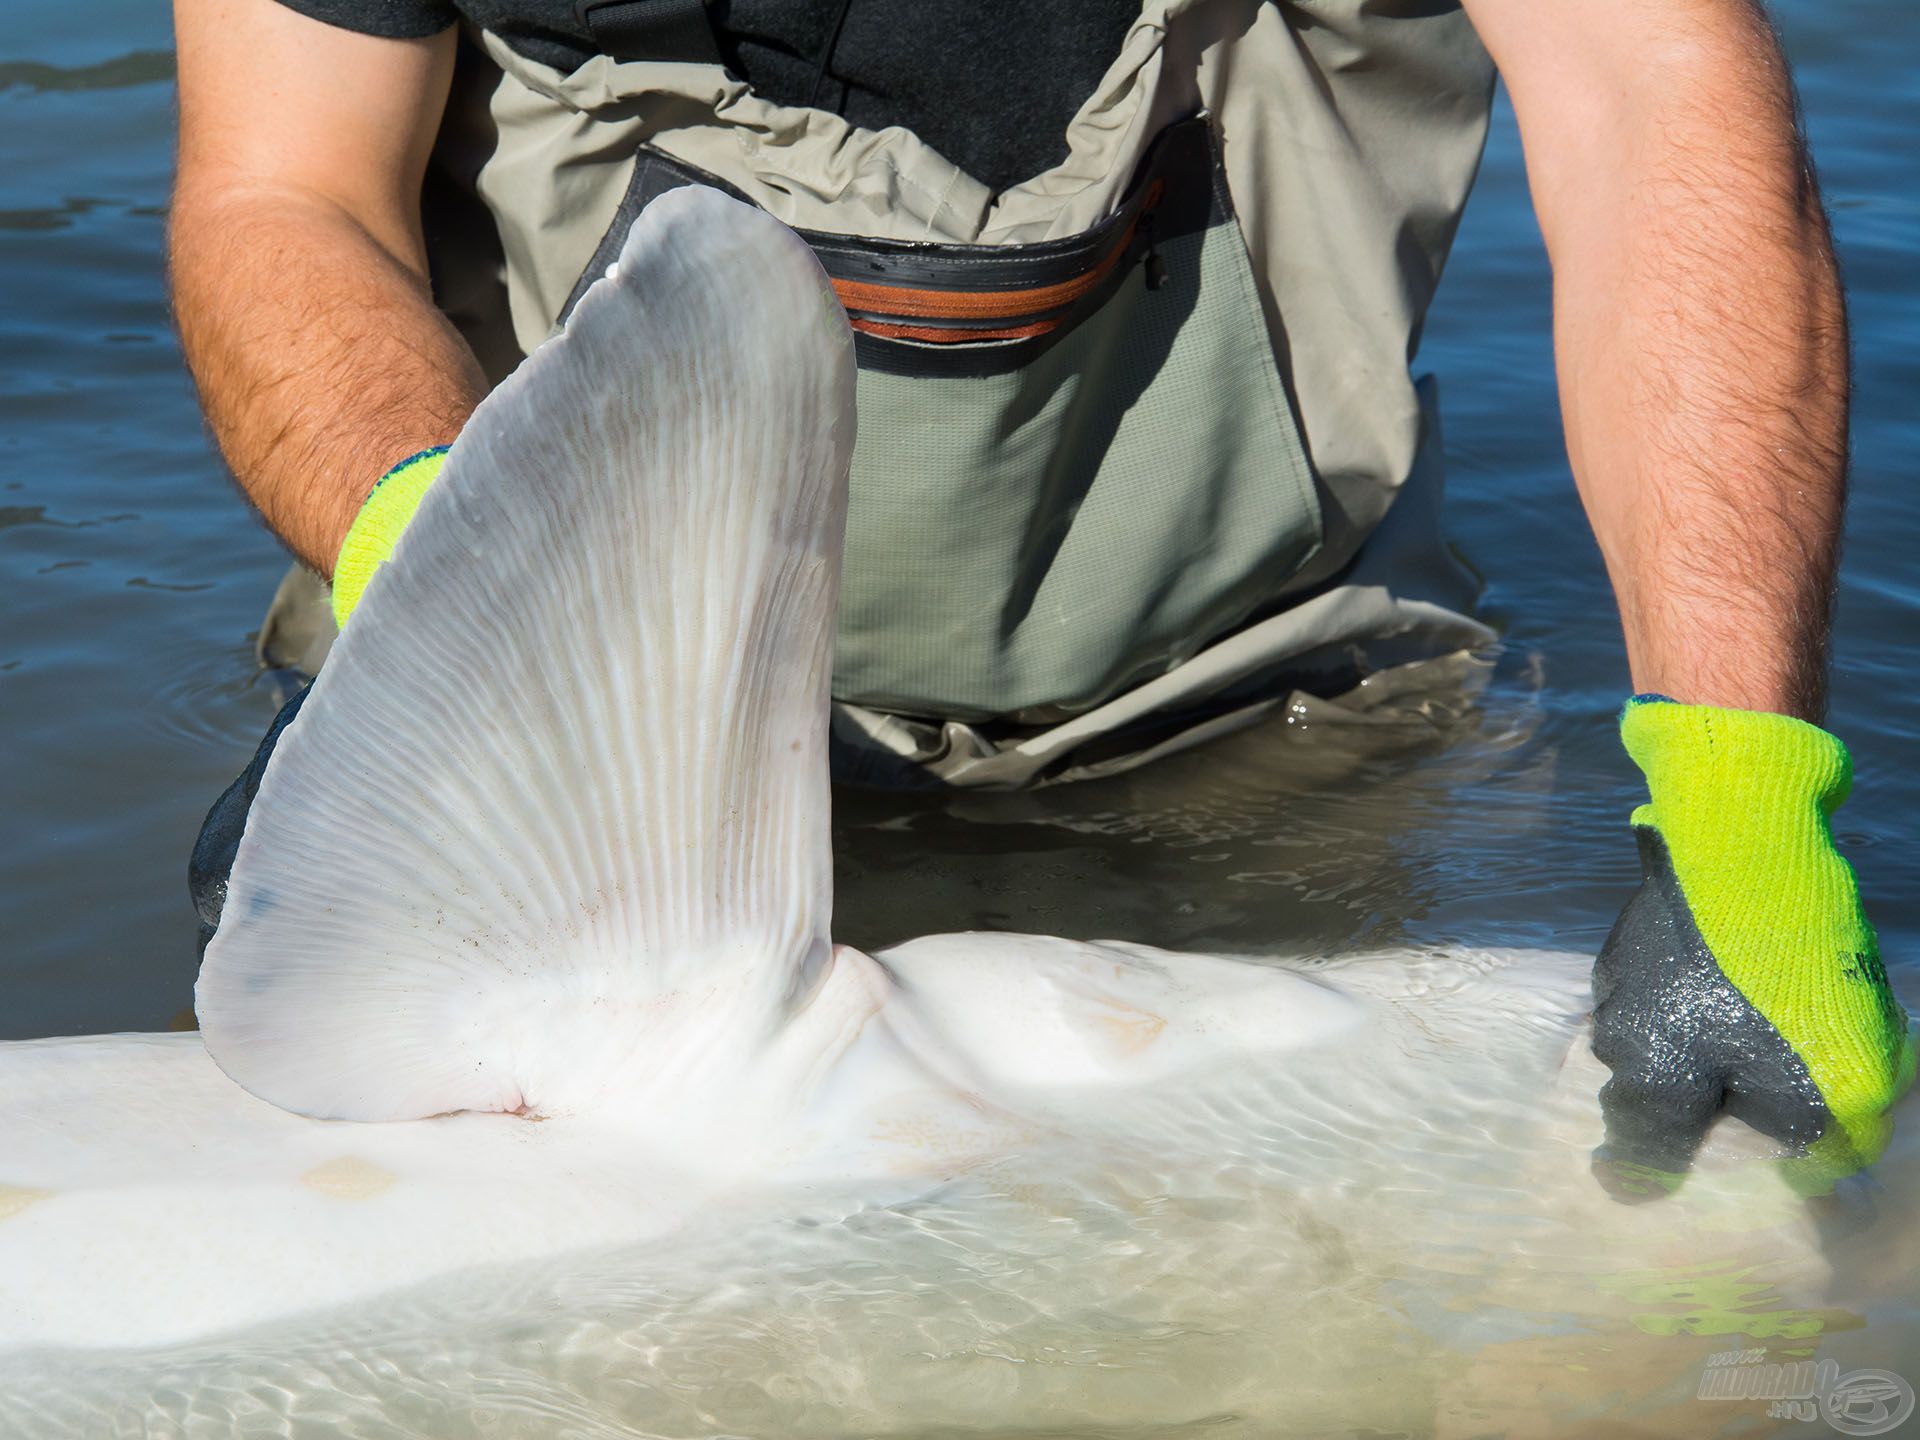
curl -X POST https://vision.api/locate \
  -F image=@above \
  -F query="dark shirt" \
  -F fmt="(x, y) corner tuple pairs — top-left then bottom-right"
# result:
(277, 0), (1139, 193)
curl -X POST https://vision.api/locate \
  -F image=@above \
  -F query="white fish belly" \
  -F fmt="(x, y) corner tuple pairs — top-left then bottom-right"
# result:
(0, 1035), (721, 1351)
(2, 944), (1588, 1352)
(0, 945), (1850, 1436)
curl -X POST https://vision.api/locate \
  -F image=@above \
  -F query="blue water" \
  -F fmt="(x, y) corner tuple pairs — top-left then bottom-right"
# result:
(1, 2), (1915, 1431)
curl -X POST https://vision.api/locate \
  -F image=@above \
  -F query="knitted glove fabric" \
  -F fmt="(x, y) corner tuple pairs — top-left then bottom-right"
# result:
(330, 446), (450, 629)
(1591, 697), (1914, 1199)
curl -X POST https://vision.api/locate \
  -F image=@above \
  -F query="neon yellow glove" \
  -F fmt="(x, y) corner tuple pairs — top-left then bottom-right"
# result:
(1591, 697), (1914, 1199)
(329, 445), (450, 628)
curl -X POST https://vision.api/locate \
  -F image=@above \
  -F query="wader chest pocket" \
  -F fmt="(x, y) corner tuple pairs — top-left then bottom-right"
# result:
(562, 116), (1321, 722)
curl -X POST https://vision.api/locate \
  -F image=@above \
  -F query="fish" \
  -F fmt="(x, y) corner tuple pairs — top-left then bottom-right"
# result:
(0, 188), (1854, 1435)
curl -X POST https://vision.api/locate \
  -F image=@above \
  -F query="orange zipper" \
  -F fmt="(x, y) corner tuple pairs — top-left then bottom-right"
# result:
(833, 180), (1163, 344)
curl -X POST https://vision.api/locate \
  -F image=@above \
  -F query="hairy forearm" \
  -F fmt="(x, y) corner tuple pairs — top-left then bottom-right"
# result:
(169, 183), (486, 575)
(1515, 5), (1848, 719)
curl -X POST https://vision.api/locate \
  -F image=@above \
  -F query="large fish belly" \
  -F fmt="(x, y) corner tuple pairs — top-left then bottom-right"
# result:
(0, 1034), (734, 1351)
(0, 945), (1846, 1435)
(0, 944), (1799, 1350)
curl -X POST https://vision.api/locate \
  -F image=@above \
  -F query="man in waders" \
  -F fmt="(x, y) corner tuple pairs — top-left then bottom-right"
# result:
(170, 0), (1911, 1194)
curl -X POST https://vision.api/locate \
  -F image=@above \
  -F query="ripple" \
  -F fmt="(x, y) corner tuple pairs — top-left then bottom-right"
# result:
(135, 642), (282, 754)
(126, 575), (215, 594)
(0, 50), (173, 95)
(0, 505), (140, 531)
(0, 195), (144, 234)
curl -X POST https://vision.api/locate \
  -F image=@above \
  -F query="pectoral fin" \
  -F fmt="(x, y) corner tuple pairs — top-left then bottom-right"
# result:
(197, 188), (857, 1122)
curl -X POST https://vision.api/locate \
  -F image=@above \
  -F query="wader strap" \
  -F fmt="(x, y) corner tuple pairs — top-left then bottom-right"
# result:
(574, 0), (724, 67)
(558, 117), (1210, 376)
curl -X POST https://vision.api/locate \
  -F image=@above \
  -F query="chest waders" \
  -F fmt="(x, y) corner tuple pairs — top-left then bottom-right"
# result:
(258, 0), (1498, 788)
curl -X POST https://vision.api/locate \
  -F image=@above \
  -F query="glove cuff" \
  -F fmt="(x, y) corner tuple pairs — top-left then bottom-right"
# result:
(1620, 696), (1852, 836)
(331, 447), (451, 630)
(1618, 697), (1858, 964)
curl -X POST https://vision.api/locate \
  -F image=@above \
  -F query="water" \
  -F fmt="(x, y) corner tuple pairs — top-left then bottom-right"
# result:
(2, 3), (1916, 1434)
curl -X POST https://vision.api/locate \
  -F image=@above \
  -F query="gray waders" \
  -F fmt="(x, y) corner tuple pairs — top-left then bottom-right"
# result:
(258, 0), (1499, 789)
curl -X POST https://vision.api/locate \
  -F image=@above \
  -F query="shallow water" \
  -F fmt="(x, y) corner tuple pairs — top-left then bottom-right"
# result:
(2, 3), (1917, 1436)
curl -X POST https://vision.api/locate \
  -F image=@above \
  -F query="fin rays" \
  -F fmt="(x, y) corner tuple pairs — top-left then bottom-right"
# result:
(197, 188), (857, 1121)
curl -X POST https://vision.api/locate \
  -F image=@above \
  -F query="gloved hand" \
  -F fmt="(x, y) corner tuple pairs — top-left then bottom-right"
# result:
(191, 445), (449, 950)
(328, 445), (450, 628)
(1591, 696), (1914, 1200)
(189, 683), (310, 955)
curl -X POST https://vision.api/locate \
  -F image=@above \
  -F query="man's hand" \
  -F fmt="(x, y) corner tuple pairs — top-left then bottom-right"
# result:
(171, 0), (485, 575)
(1460, 0), (1910, 1187)
(1591, 699), (1911, 1198)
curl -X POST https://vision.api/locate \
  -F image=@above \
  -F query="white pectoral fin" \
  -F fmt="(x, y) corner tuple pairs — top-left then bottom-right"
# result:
(197, 187), (857, 1122)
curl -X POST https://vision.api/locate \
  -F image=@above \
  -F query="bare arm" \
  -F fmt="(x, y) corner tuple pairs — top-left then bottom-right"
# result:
(171, 0), (486, 575)
(1461, 0), (1847, 720)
